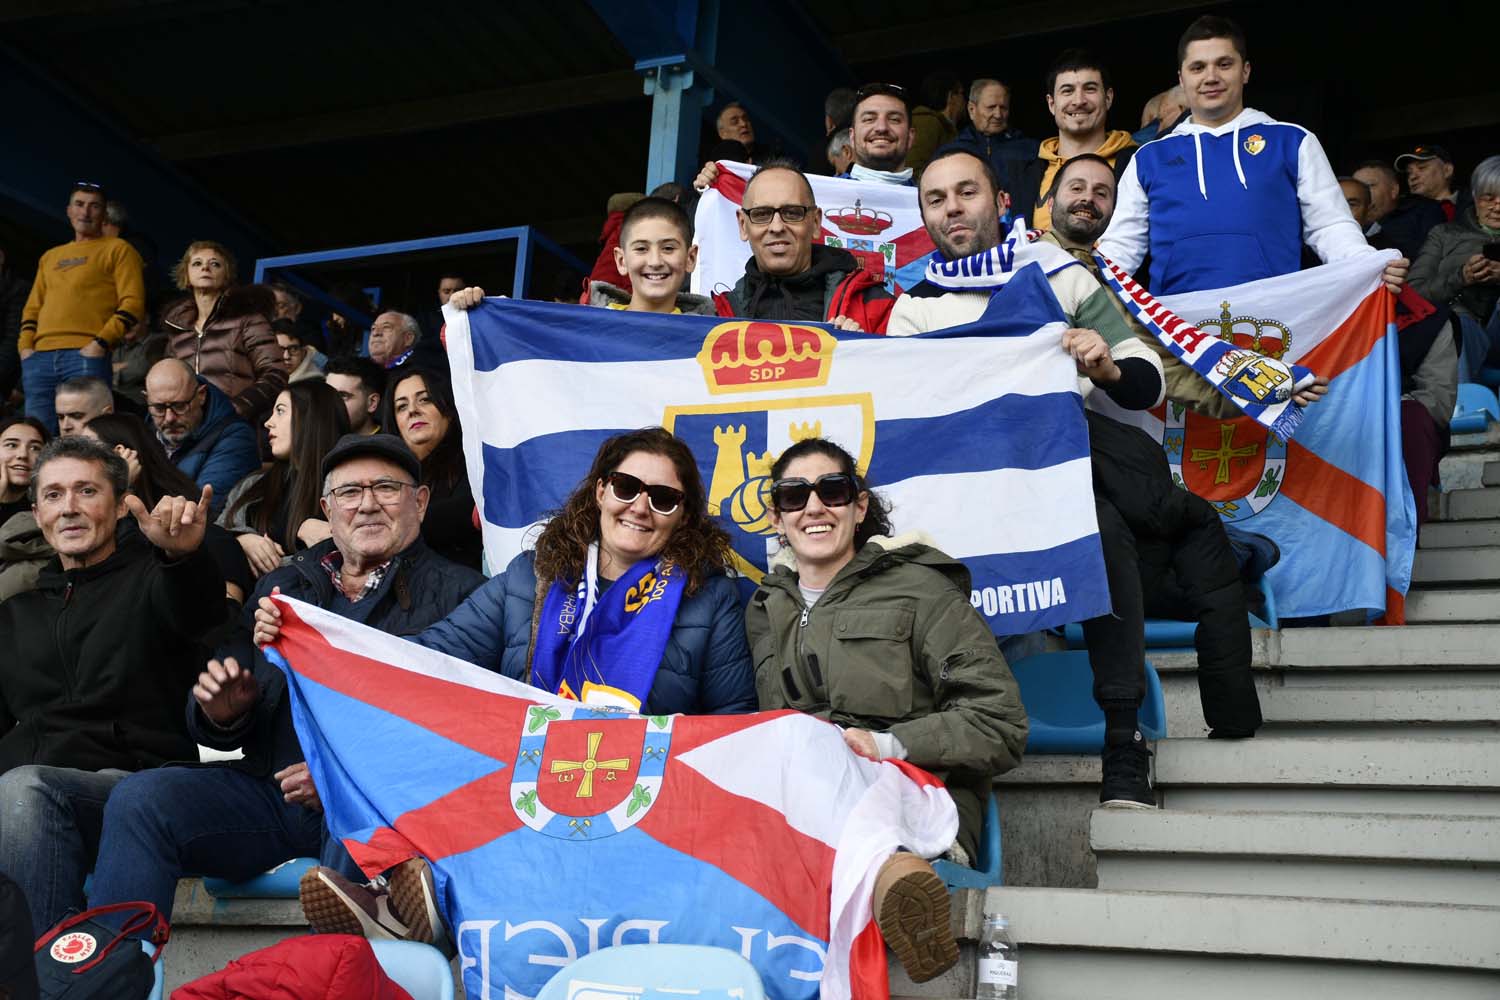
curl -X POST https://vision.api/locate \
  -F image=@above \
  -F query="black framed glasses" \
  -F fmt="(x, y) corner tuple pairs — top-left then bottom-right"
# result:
(145, 396), (198, 417)
(770, 473), (862, 512)
(325, 480), (414, 509)
(742, 204), (813, 226)
(606, 471), (684, 516)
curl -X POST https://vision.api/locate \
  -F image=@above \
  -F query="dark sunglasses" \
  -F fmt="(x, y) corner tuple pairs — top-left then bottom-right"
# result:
(74, 180), (102, 190)
(606, 471), (684, 516)
(770, 473), (861, 512)
(742, 204), (813, 225)
(855, 82), (906, 101)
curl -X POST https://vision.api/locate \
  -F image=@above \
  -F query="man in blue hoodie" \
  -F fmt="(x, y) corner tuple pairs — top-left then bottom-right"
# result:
(145, 358), (258, 517)
(1098, 15), (1407, 296)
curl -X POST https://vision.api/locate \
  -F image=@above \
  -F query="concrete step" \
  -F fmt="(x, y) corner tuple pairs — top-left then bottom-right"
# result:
(1443, 486), (1500, 521)
(1411, 546), (1500, 584)
(982, 886), (1500, 999)
(1485, 461), (1500, 487)
(1276, 624), (1500, 669)
(1091, 808), (1500, 905)
(991, 755), (1104, 890)
(1419, 518), (1500, 549)
(1406, 586), (1500, 624)
(1153, 736), (1500, 814)
(1257, 684), (1500, 738)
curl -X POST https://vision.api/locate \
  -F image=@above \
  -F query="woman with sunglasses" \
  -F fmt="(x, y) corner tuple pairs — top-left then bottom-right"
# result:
(746, 438), (1027, 981)
(397, 426), (755, 715)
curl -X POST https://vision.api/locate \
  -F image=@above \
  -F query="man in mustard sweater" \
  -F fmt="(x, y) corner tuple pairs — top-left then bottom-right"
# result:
(19, 183), (145, 432)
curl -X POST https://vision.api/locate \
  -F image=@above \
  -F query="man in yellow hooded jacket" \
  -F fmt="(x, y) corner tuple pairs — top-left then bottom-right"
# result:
(1002, 50), (1137, 232)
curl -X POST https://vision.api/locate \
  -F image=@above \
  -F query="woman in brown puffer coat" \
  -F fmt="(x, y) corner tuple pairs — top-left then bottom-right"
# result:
(162, 240), (287, 419)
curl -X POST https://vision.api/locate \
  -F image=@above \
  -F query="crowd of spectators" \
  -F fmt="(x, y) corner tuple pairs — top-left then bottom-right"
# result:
(0, 10), (1497, 993)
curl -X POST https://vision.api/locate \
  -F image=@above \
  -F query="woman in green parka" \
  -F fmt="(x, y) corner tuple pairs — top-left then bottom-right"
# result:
(745, 436), (1028, 983)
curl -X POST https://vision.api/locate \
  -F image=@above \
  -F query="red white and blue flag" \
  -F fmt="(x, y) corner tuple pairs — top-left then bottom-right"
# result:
(691, 161), (936, 296)
(1101, 252), (1416, 620)
(266, 596), (958, 1000)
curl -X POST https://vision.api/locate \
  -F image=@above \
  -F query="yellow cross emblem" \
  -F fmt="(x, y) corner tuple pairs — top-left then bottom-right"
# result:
(1190, 423), (1260, 485)
(549, 731), (631, 799)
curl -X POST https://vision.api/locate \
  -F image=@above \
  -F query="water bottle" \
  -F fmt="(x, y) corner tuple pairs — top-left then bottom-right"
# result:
(975, 912), (1018, 999)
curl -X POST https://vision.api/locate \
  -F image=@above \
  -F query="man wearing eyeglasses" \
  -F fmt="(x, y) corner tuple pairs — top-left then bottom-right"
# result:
(144, 359), (258, 517)
(19, 182), (145, 432)
(710, 158), (895, 332)
(88, 433), (484, 936)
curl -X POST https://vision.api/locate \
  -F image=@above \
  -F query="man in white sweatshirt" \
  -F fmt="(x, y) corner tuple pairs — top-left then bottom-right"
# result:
(1098, 14), (1406, 296)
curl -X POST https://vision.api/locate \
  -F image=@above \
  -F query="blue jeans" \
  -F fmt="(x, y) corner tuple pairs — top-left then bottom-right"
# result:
(20, 348), (113, 433)
(0, 764), (128, 933)
(1456, 303), (1500, 383)
(87, 764), (361, 920)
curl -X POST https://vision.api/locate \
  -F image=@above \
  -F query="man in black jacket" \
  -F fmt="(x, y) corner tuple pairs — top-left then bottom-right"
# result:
(88, 434), (483, 942)
(0, 437), (222, 932)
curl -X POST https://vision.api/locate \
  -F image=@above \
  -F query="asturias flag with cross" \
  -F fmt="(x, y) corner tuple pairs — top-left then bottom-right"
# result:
(266, 597), (958, 1000)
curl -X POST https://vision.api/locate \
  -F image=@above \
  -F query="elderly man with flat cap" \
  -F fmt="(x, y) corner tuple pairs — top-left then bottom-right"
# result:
(88, 433), (484, 942)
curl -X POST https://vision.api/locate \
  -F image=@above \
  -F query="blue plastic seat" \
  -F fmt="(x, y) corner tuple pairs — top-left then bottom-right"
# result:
(1010, 651), (1166, 753)
(201, 857), (317, 898)
(1063, 576), (1277, 648)
(370, 940), (455, 1000)
(1452, 382), (1500, 435)
(143, 942), (163, 1000)
(535, 944), (766, 1000)
(933, 791), (1002, 889)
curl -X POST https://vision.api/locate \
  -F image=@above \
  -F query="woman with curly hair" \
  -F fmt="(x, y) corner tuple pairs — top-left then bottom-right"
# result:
(408, 426), (755, 715)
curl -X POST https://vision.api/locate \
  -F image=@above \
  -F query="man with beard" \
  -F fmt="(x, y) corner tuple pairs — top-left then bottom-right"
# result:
(889, 148), (1181, 808)
(1003, 51), (1137, 232)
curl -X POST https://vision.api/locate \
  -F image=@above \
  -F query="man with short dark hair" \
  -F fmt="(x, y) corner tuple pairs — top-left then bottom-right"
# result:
(0, 436), (222, 932)
(1004, 51), (1137, 231)
(1396, 144), (1468, 222)
(145, 358), (258, 515)
(324, 356), (385, 435)
(54, 375), (114, 436)
(1101, 15), (1404, 296)
(846, 83), (915, 183)
(275, 319), (324, 384)
(951, 78), (1038, 189)
(436, 275), (465, 307)
(824, 87), (857, 134)
(1352, 161), (1447, 262)
(710, 160), (894, 331)
(88, 433), (484, 943)
(20, 183), (145, 431)
(891, 148), (1177, 808)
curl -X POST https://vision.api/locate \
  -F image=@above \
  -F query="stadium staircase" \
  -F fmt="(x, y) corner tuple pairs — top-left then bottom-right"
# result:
(162, 425), (1500, 997)
(904, 418), (1500, 999)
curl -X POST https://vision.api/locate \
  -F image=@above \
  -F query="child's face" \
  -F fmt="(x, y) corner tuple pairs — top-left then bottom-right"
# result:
(614, 217), (697, 306)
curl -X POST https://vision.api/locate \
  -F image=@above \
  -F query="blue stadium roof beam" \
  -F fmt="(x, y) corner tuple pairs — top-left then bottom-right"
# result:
(588, 0), (852, 189)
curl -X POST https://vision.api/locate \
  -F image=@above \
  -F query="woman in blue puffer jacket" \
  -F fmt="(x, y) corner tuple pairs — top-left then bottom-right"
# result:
(410, 426), (756, 716)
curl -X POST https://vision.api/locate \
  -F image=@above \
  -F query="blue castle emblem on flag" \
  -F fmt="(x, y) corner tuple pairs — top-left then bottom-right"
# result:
(511, 705), (674, 839)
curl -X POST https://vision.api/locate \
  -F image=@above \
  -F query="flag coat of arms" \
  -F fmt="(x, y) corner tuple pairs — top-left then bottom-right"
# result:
(690, 161), (936, 296)
(443, 263), (1111, 637)
(1106, 252), (1416, 619)
(267, 598), (958, 1000)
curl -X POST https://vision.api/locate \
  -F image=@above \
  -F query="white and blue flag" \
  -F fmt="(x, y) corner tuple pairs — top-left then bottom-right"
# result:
(443, 263), (1110, 635)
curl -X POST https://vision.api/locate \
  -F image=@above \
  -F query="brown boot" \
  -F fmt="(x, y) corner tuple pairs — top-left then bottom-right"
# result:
(872, 852), (959, 983)
(386, 858), (448, 950)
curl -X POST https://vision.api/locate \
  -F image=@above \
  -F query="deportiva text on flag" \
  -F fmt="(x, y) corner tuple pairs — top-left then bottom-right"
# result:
(442, 262), (1112, 637)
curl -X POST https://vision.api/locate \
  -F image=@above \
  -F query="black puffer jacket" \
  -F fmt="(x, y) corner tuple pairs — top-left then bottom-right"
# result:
(719, 245), (874, 322)
(191, 537), (484, 776)
(0, 531), (226, 774)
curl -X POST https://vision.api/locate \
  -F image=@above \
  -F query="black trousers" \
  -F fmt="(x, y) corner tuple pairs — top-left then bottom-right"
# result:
(1083, 412), (1263, 734)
